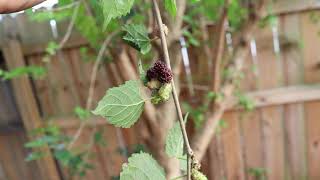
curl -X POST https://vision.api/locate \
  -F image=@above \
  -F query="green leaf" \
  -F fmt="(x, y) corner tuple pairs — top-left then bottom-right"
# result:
(165, 113), (188, 158)
(165, 0), (177, 17)
(120, 152), (166, 180)
(46, 41), (59, 55)
(92, 80), (145, 128)
(183, 29), (200, 47)
(25, 136), (60, 148)
(1, 66), (46, 80)
(94, 131), (107, 146)
(165, 123), (184, 158)
(74, 5), (103, 46)
(26, 8), (72, 22)
(25, 151), (46, 161)
(101, 0), (135, 29)
(138, 59), (148, 84)
(74, 106), (91, 120)
(123, 24), (151, 54)
(192, 169), (208, 180)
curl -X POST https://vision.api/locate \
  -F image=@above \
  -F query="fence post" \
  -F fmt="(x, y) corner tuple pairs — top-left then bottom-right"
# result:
(2, 38), (61, 180)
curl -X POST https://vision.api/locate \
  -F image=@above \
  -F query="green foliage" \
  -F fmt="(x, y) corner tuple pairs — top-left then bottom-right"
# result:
(151, 83), (173, 105)
(216, 119), (228, 134)
(228, 0), (247, 30)
(182, 29), (200, 47)
(165, 113), (189, 158)
(183, 102), (205, 129)
(46, 41), (59, 55)
(94, 131), (107, 146)
(164, 0), (177, 17)
(123, 24), (151, 54)
(247, 167), (267, 180)
(88, 0), (105, 26)
(74, 106), (91, 120)
(138, 59), (148, 84)
(26, 8), (72, 22)
(0, 66), (46, 80)
(54, 150), (93, 177)
(92, 80), (145, 128)
(191, 169), (208, 180)
(120, 152), (166, 180)
(25, 135), (61, 148)
(25, 124), (93, 177)
(100, 0), (135, 29)
(237, 93), (255, 111)
(75, 5), (103, 46)
(259, 14), (278, 28)
(182, 92), (219, 129)
(25, 151), (46, 161)
(186, 0), (224, 22)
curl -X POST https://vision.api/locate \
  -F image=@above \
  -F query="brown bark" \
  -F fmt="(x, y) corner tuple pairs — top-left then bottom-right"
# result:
(191, 0), (268, 161)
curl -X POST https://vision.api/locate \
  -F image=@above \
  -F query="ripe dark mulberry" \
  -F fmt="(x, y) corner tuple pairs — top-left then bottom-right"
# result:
(153, 61), (173, 83)
(146, 67), (157, 80)
(158, 68), (173, 83)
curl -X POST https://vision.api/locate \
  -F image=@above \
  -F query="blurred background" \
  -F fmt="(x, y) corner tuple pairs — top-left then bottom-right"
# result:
(0, 0), (320, 179)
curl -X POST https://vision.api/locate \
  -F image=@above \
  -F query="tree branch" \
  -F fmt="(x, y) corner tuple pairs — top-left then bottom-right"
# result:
(67, 31), (119, 149)
(212, 0), (230, 91)
(58, 2), (81, 49)
(191, 0), (268, 160)
(152, 1), (194, 179)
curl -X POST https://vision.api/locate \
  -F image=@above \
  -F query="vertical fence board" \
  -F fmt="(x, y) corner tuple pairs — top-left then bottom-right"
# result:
(256, 27), (286, 180)
(221, 112), (245, 180)
(2, 39), (61, 180)
(301, 11), (320, 179)
(280, 14), (307, 180)
(239, 44), (264, 180)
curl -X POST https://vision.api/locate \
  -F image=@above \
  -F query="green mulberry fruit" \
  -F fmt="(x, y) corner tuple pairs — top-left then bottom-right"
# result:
(191, 169), (208, 180)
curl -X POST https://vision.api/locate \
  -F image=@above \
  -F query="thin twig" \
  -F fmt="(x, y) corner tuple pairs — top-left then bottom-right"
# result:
(58, 2), (81, 49)
(67, 31), (119, 149)
(49, 1), (80, 12)
(151, 0), (194, 179)
(212, 0), (230, 91)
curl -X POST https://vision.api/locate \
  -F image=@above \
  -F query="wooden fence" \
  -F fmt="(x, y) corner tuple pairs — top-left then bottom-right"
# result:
(1, 0), (320, 179)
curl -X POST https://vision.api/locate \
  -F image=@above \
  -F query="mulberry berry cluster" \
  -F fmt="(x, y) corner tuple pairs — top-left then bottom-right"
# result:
(146, 60), (173, 83)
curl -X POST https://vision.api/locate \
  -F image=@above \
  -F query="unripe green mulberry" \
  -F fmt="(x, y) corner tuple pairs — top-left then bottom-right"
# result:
(191, 169), (208, 180)
(158, 83), (172, 101)
(151, 83), (172, 104)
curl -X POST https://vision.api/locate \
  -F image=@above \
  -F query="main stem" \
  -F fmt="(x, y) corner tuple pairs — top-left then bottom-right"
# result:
(151, 0), (193, 179)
